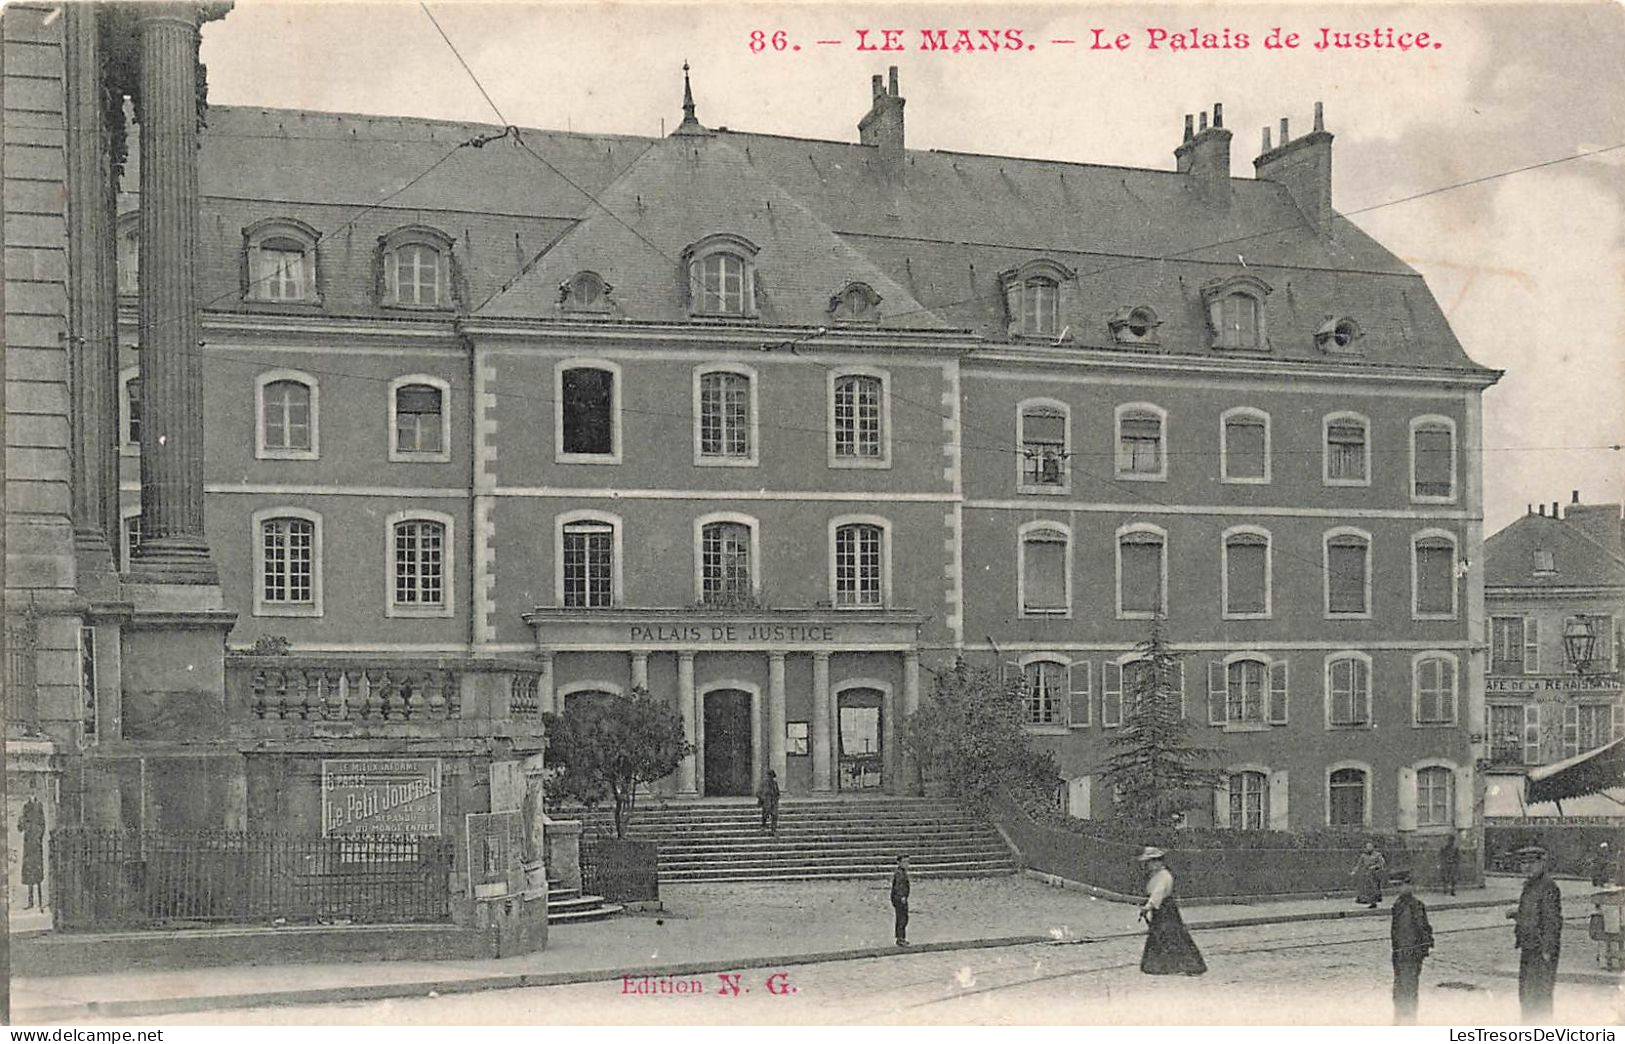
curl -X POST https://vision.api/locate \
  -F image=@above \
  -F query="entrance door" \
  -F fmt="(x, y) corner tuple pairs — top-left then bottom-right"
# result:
(837, 688), (884, 791)
(703, 689), (754, 796)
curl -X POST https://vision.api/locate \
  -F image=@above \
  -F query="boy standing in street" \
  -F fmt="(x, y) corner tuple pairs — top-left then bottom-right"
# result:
(891, 854), (911, 946)
(1390, 869), (1434, 1023)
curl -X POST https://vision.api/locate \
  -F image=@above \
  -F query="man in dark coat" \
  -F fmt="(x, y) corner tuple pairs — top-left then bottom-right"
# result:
(1390, 869), (1434, 1023)
(17, 784), (46, 910)
(890, 854), (910, 946)
(1506, 845), (1562, 1022)
(1590, 842), (1612, 888)
(1439, 833), (1460, 896)
(757, 770), (780, 835)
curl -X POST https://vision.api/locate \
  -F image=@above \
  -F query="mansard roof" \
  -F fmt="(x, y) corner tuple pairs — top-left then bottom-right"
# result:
(159, 104), (1493, 373)
(1485, 509), (1625, 589)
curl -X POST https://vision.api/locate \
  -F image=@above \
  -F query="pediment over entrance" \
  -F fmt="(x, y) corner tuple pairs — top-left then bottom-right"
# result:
(522, 607), (928, 652)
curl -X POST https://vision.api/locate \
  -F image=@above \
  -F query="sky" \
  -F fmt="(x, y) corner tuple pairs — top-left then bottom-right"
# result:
(197, 1), (1625, 534)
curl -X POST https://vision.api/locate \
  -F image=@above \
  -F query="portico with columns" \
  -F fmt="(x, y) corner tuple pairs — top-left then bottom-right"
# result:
(523, 609), (927, 797)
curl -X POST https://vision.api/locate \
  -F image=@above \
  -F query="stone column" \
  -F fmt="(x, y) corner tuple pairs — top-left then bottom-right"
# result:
(130, 4), (215, 583)
(538, 652), (555, 714)
(812, 652), (832, 791)
(677, 652), (698, 795)
(768, 653), (787, 784)
(64, 4), (116, 584)
(630, 652), (649, 692)
(902, 650), (922, 794)
(883, 685), (898, 795)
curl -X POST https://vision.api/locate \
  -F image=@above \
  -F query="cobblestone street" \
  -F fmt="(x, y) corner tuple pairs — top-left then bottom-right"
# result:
(128, 905), (1623, 1026)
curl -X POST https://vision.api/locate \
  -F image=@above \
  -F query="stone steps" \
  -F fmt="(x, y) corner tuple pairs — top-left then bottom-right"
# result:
(556, 797), (1016, 883)
(544, 886), (621, 925)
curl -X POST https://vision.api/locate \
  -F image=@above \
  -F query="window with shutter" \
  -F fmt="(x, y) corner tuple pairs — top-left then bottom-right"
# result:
(1224, 532), (1269, 617)
(1328, 768), (1366, 827)
(1022, 660), (1067, 726)
(1488, 705), (1524, 764)
(1326, 535), (1369, 615)
(1021, 531), (1068, 615)
(1020, 407), (1068, 488)
(1116, 411), (1164, 477)
(1416, 766), (1454, 827)
(1328, 656), (1371, 727)
(1562, 705), (1582, 759)
(1268, 660), (1289, 724)
(1523, 704), (1542, 765)
(1414, 537), (1456, 617)
(1325, 417), (1369, 483)
(1207, 661), (1226, 726)
(1068, 660), (1091, 728)
(1222, 412), (1269, 481)
(1412, 422), (1455, 499)
(1228, 771), (1268, 829)
(1102, 662), (1123, 727)
(1226, 659), (1266, 724)
(1414, 656), (1456, 725)
(1523, 618), (1540, 673)
(394, 383), (444, 455)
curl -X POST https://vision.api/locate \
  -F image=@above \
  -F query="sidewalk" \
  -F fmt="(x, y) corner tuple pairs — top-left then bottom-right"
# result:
(10, 875), (1604, 1023)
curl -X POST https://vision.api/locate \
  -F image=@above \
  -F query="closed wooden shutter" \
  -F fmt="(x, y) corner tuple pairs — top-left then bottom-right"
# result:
(1068, 660), (1091, 728)
(1102, 661), (1123, 727)
(1226, 535), (1268, 615)
(1023, 536), (1067, 614)
(1225, 417), (1267, 479)
(1523, 618), (1540, 673)
(1413, 425), (1454, 497)
(1396, 766), (1418, 831)
(1268, 771), (1290, 831)
(1523, 704), (1542, 765)
(1207, 661), (1226, 725)
(1268, 660), (1289, 724)
(1067, 775), (1091, 820)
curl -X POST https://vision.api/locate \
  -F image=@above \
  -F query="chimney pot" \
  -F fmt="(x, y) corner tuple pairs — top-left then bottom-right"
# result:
(1280, 117), (1290, 142)
(1572, 490), (1581, 504)
(1527, 504), (1534, 515)
(872, 74), (884, 100)
(859, 68), (906, 168)
(1314, 101), (1324, 132)
(1183, 114), (1194, 142)
(888, 66), (899, 96)
(1539, 505), (1546, 516)
(1199, 111), (1208, 132)
(1213, 103), (1223, 128)
(1262, 127), (1272, 151)
(1553, 501), (1560, 518)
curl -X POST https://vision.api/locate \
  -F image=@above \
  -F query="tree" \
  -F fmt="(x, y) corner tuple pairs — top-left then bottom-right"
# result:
(904, 657), (1058, 811)
(1098, 612), (1223, 827)
(543, 686), (694, 838)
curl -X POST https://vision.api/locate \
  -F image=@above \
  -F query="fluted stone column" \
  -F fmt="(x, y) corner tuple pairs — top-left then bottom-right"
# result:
(768, 653), (787, 784)
(64, 4), (117, 582)
(812, 652), (832, 791)
(677, 652), (698, 795)
(130, 4), (215, 583)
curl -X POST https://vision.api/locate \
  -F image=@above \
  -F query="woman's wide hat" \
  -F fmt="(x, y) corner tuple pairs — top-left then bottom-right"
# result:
(1137, 846), (1166, 862)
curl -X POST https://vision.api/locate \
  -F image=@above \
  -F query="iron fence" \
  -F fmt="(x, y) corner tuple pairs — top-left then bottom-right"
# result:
(50, 830), (454, 930)
(580, 837), (659, 902)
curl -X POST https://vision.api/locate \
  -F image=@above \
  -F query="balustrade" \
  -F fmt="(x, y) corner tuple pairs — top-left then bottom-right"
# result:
(226, 656), (545, 729)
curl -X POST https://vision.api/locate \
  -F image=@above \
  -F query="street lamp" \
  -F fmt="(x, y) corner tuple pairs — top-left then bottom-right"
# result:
(1563, 616), (1598, 676)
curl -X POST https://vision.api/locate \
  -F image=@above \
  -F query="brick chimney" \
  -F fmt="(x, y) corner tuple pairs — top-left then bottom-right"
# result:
(1254, 102), (1334, 234)
(1562, 491), (1625, 554)
(859, 66), (905, 167)
(1174, 103), (1231, 206)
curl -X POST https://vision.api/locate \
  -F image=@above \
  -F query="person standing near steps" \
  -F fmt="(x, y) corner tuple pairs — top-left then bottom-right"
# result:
(891, 854), (911, 946)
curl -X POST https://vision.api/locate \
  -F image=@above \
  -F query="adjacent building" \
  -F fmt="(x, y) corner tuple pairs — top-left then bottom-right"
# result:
(7, 3), (1503, 905)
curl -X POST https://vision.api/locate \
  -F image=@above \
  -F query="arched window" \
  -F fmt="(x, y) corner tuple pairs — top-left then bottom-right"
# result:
(1324, 413), (1370, 485)
(243, 218), (320, 304)
(829, 282), (881, 323)
(1115, 404), (1166, 479)
(829, 371), (889, 466)
(698, 518), (755, 605)
(1020, 659), (1067, 727)
(1000, 260), (1073, 339)
(1228, 770), (1269, 830)
(1411, 416), (1457, 501)
(1413, 530), (1459, 618)
(1019, 522), (1069, 617)
(1206, 655), (1288, 726)
(388, 512), (452, 617)
(1116, 524), (1166, 618)
(380, 226), (453, 309)
(390, 377), (449, 461)
(255, 371), (318, 460)
(685, 234), (758, 317)
(558, 512), (619, 608)
(831, 519), (887, 608)
(1201, 274), (1271, 351)
(1018, 400), (1069, 491)
(1328, 766), (1369, 827)
(560, 270), (613, 314)
(1416, 765), (1455, 828)
(1220, 408), (1270, 483)
(1222, 527), (1271, 618)
(1324, 528), (1371, 617)
(1413, 654), (1458, 726)
(1326, 653), (1372, 728)
(695, 367), (756, 464)
(556, 361), (620, 462)
(253, 508), (322, 617)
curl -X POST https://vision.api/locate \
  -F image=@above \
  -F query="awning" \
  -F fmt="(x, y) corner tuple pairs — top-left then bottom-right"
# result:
(1526, 736), (1625, 805)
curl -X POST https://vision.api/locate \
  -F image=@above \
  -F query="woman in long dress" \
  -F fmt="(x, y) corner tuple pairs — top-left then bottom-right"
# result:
(1137, 846), (1207, 976)
(1352, 842), (1386, 908)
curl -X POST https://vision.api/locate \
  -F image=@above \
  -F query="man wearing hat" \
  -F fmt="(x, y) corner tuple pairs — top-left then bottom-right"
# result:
(1506, 845), (1562, 1021)
(1136, 846), (1206, 976)
(1590, 842), (1612, 888)
(1389, 868), (1434, 1023)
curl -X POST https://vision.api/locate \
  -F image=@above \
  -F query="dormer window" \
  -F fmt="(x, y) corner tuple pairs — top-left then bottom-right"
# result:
(1200, 274), (1271, 351)
(684, 234), (759, 317)
(1533, 549), (1556, 577)
(1000, 260), (1074, 339)
(380, 226), (454, 309)
(560, 270), (613, 314)
(1107, 305), (1161, 346)
(1316, 315), (1363, 352)
(243, 218), (321, 304)
(830, 282), (882, 323)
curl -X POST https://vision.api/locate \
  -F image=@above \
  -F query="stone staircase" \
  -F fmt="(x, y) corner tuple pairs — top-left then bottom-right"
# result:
(561, 797), (1017, 883)
(547, 883), (622, 924)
